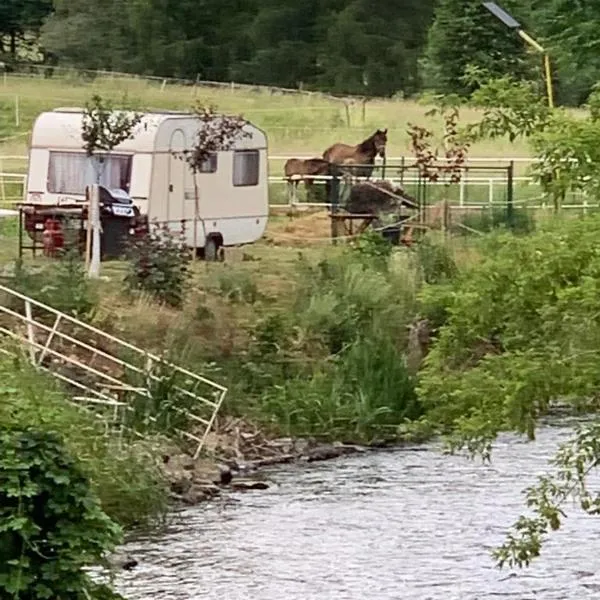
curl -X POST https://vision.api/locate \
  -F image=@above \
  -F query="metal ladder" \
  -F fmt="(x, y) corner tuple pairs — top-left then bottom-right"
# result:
(0, 284), (228, 458)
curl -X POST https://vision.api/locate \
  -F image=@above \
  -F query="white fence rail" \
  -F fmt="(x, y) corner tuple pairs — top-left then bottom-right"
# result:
(0, 283), (227, 458)
(0, 154), (593, 210)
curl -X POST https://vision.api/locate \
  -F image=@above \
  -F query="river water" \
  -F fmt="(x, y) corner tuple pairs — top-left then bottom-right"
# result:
(116, 423), (600, 599)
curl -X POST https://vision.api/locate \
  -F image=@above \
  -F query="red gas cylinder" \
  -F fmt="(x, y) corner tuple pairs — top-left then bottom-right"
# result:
(42, 218), (64, 257)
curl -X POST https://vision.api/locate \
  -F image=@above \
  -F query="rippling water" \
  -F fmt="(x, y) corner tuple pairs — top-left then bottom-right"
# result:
(117, 423), (600, 599)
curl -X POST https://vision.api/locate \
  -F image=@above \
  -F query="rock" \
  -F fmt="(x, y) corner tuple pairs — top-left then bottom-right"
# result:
(252, 454), (296, 468)
(231, 479), (270, 491)
(292, 438), (312, 455)
(193, 458), (232, 485)
(170, 475), (193, 496)
(269, 437), (295, 454)
(107, 551), (138, 571)
(302, 444), (364, 463)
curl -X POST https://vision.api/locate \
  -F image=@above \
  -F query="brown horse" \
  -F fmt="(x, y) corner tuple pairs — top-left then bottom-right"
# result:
(322, 129), (388, 178)
(284, 157), (332, 194)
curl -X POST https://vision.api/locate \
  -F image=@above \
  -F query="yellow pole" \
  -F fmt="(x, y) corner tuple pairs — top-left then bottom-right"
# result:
(543, 53), (554, 108)
(517, 29), (554, 109)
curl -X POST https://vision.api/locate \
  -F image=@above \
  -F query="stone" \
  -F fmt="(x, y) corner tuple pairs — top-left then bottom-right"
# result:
(193, 458), (232, 485)
(302, 444), (364, 463)
(107, 551), (139, 571)
(231, 479), (270, 491)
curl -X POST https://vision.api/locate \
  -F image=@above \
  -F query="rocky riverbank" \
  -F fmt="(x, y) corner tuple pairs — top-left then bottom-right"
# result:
(161, 417), (376, 507)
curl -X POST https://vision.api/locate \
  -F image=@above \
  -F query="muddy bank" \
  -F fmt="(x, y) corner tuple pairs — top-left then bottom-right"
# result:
(161, 417), (388, 507)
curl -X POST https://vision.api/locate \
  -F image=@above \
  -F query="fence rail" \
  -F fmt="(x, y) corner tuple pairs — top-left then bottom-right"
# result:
(0, 283), (227, 458)
(0, 154), (594, 210)
(0, 170), (593, 210)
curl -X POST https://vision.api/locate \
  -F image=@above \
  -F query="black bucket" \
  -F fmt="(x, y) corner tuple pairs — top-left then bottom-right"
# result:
(380, 226), (401, 245)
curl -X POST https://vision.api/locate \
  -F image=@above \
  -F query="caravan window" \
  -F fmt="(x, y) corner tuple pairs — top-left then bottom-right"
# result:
(197, 153), (217, 173)
(47, 152), (132, 195)
(232, 150), (259, 187)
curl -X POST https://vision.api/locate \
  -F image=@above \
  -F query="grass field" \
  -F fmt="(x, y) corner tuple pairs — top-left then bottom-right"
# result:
(0, 73), (552, 171)
(0, 73), (593, 210)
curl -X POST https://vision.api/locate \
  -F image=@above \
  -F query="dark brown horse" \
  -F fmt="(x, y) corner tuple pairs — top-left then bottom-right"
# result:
(284, 157), (332, 193)
(322, 129), (388, 178)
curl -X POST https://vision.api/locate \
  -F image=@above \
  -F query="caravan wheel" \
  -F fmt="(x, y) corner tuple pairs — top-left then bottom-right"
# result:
(203, 236), (220, 262)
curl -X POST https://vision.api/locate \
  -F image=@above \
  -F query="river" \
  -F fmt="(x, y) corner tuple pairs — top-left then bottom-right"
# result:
(116, 423), (600, 599)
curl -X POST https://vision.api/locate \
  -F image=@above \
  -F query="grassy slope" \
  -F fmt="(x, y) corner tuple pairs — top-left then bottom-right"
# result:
(0, 73), (551, 174)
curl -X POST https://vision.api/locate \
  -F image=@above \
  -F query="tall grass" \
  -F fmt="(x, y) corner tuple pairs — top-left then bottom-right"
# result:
(223, 235), (432, 442)
(0, 352), (168, 529)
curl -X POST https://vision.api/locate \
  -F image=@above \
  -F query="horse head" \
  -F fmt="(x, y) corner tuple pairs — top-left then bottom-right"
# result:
(372, 128), (387, 158)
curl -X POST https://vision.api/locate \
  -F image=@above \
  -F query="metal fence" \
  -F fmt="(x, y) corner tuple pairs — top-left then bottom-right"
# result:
(1, 154), (595, 211)
(0, 283), (228, 457)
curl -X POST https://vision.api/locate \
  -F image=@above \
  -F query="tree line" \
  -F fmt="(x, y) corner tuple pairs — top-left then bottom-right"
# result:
(0, 0), (596, 105)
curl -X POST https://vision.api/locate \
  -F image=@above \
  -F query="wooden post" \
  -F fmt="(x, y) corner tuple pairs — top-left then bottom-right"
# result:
(88, 183), (101, 278)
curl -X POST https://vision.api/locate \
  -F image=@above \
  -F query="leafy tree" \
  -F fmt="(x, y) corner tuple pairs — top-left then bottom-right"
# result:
(41, 0), (135, 71)
(423, 0), (536, 95)
(81, 94), (143, 160)
(462, 69), (600, 210)
(529, 0), (600, 106)
(417, 214), (600, 566)
(0, 0), (52, 58)
(315, 0), (435, 96)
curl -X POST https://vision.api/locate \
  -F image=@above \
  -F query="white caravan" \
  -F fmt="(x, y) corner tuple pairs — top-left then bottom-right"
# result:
(25, 108), (269, 257)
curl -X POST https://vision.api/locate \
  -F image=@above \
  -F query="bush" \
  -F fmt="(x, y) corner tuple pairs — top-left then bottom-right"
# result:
(458, 207), (535, 235)
(418, 213), (600, 450)
(0, 426), (125, 600)
(124, 224), (192, 308)
(413, 235), (458, 284)
(0, 354), (168, 529)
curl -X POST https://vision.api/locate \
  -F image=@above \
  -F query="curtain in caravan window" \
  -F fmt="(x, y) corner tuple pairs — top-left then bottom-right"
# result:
(47, 152), (132, 195)
(232, 150), (259, 186)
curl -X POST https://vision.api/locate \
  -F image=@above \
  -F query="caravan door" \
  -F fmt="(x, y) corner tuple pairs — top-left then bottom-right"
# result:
(167, 129), (186, 233)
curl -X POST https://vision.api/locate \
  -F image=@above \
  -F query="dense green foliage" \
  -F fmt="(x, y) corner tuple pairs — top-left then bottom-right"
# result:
(125, 225), (193, 308)
(424, 0), (535, 96)
(0, 355), (168, 530)
(0, 425), (124, 600)
(3, 0), (600, 103)
(415, 214), (600, 566)
(190, 234), (460, 442)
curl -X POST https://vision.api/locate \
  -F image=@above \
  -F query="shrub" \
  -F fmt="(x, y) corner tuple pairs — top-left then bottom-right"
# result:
(124, 223), (192, 308)
(0, 426), (125, 600)
(413, 235), (458, 284)
(0, 354), (168, 529)
(458, 207), (535, 235)
(418, 213), (600, 450)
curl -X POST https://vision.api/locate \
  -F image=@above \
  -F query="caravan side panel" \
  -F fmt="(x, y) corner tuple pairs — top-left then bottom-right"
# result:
(196, 148), (268, 246)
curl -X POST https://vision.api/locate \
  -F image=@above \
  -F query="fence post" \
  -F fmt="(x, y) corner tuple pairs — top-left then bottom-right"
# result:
(329, 168), (340, 244)
(0, 157), (5, 205)
(88, 184), (101, 278)
(507, 162), (514, 228)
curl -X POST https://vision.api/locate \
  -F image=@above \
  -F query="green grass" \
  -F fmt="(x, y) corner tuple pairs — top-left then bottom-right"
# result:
(0, 72), (575, 177)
